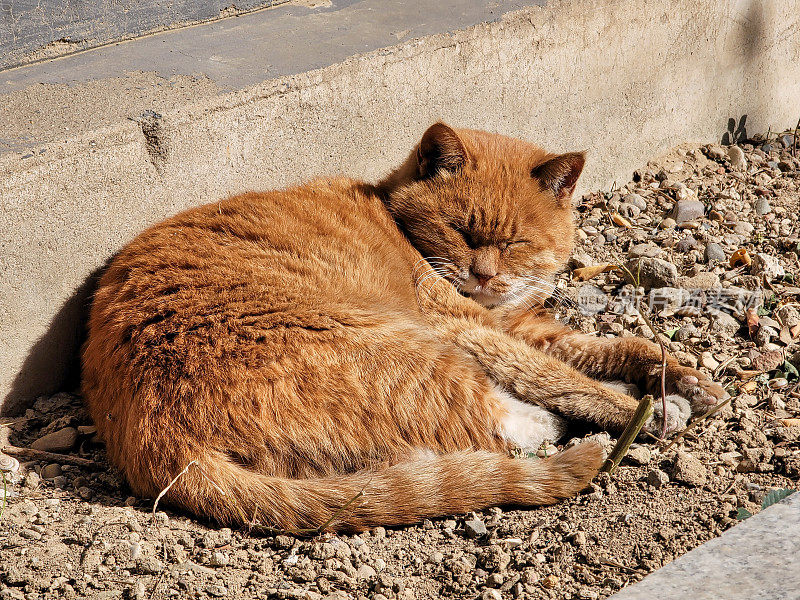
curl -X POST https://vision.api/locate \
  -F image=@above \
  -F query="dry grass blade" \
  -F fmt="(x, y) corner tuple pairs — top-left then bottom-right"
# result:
(601, 395), (653, 473)
(151, 460), (226, 521)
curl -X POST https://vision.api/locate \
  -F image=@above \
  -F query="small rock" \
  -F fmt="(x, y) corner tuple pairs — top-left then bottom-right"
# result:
(40, 463), (63, 479)
(628, 242), (662, 259)
(23, 470), (41, 489)
(206, 584), (228, 598)
(706, 144), (727, 160)
(750, 253), (785, 280)
(542, 574), (560, 589)
(700, 351), (720, 370)
(769, 377), (789, 390)
(481, 590), (502, 600)
(711, 312), (741, 336)
(675, 235), (698, 252)
(135, 557), (164, 575)
(31, 427), (78, 452)
(210, 551), (229, 567)
(727, 145), (747, 170)
(659, 217), (676, 230)
(356, 564), (376, 580)
(672, 451), (708, 487)
(624, 193), (647, 210)
(755, 197), (772, 215)
(775, 305), (800, 329)
(671, 200), (705, 224)
(20, 529), (43, 540)
(78, 486), (93, 500)
(464, 519), (488, 538)
(646, 469), (669, 488)
(626, 445), (652, 466)
(751, 350), (785, 372)
(623, 257), (679, 289)
(704, 243), (726, 263)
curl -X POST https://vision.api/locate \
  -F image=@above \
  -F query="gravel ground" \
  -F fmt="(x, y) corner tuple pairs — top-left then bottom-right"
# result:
(1, 131), (799, 600)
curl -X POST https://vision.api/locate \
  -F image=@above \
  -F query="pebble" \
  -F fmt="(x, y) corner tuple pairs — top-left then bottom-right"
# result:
(206, 584), (228, 597)
(481, 590), (502, 600)
(700, 351), (720, 370)
(30, 427), (78, 452)
(615, 203), (638, 221)
(624, 193), (647, 210)
(769, 378), (789, 390)
(628, 242), (662, 259)
(660, 217), (677, 229)
(727, 145), (747, 170)
(464, 519), (488, 538)
(755, 197), (772, 215)
(23, 470), (40, 489)
(646, 469), (669, 488)
(356, 564), (377, 579)
(672, 451), (708, 487)
(542, 574), (560, 589)
(706, 144), (727, 160)
(40, 463), (63, 479)
(623, 257), (679, 289)
(210, 551), (229, 567)
(20, 529), (43, 540)
(704, 242), (726, 263)
(625, 445), (652, 466)
(750, 253), (785, 280)
(671, 199), (705, 224)
(674, 235), (698, 252)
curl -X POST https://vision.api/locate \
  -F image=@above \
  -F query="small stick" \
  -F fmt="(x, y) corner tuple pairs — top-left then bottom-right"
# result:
(152, 461), (197, 519)
(601, 395), (653, 473)
(662, 395), (733, 453)
(1, 445), (103, 470)
(151, 460), (226, 520)
(637, 311), (668, 440)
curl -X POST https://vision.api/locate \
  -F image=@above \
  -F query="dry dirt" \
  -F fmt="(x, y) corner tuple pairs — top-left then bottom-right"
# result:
(1, 132), (799, 600)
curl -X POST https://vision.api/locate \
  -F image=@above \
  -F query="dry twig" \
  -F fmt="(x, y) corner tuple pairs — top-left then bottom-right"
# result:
(662, 395), (733, 453)
(601, 395), (653, 473)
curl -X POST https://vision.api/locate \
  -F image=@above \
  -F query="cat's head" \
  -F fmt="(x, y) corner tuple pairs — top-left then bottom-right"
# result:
(382, 122), (583, 308)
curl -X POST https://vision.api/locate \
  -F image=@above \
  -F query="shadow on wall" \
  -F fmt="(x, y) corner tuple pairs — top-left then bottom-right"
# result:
(4, 266), (106, 416)
(722, 115), (748, 145)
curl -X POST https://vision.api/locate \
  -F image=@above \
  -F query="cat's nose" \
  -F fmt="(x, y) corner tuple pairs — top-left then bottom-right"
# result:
(472, 270), (495, 287)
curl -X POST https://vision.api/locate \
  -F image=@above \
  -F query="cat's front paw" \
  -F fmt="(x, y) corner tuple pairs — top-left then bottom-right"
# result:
(667, 366), (730, 415)
(644, 394), (691, 436)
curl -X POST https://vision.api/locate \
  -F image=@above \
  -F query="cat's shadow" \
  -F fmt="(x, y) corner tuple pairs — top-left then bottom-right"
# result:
(6, 261), (110, 416)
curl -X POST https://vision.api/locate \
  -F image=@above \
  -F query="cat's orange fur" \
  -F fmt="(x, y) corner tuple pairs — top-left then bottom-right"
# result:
(81, 124), (727, 531)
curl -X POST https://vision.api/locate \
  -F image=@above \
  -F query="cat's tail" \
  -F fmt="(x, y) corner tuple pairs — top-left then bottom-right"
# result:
(154, 443), (603, 532)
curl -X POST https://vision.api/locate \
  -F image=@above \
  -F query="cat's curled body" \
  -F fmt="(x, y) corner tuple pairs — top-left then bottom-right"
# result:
(82, 124), (728, 531)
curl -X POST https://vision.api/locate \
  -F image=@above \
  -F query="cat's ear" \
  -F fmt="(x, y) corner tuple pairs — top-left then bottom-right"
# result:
(416, 122), (468, 178)
(531, 152), (585, 207)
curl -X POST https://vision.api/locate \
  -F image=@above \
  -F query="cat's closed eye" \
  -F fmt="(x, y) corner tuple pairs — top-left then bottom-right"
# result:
(455, 227), (478, 249)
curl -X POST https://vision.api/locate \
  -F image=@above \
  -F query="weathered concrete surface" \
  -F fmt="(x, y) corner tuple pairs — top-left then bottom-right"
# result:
(0, 0), (289, 70)
(610, 492), (799, 599)
(1, 0), (800, 414)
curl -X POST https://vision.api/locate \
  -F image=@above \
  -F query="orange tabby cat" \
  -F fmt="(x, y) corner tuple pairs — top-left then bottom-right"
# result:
(81, 123), (727, 531)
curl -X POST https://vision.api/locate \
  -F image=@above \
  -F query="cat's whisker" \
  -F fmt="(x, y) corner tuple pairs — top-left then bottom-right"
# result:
(518, 277), (576, 309)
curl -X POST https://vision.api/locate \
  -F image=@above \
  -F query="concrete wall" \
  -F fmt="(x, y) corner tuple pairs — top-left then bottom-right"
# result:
(1, 0), (800, 414)
(0, 0), (287, 69)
